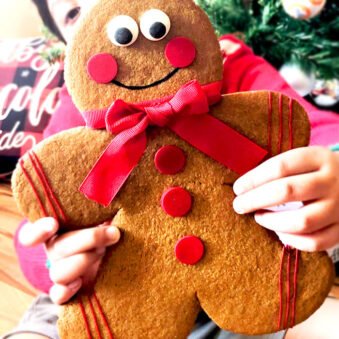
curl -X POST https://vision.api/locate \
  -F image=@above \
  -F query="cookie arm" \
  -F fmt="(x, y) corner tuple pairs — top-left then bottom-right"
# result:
(12, 127), (121, 231)
(219, 34), (339, 147)
(212, 91), (310, 162)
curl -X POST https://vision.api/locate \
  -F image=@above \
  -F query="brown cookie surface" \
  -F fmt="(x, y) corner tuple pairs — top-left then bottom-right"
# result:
(12, 92), (334, 337)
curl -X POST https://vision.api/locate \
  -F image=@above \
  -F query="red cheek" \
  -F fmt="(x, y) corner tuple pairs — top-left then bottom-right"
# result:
(87, 53), (118, 84)
(165, 37), (196, 68)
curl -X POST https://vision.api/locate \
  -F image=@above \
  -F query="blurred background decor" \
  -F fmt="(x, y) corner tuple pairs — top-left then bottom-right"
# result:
(0, 1), (63, 334)
(196, 0), (339, 111)
(0, 0), (65, 177)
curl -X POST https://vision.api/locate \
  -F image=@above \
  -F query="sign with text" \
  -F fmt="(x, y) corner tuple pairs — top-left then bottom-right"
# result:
(0, 37), (64, 176)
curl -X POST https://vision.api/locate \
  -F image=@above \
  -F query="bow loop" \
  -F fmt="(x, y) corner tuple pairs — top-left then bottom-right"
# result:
(144, 102), (172, 127)
(105, 99), (145, 134)
(143, 80), (210, 127)
(168, 80), (209, 116)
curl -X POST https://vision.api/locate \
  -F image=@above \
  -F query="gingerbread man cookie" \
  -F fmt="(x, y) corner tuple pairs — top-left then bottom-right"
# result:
(12, 0), (334, 338)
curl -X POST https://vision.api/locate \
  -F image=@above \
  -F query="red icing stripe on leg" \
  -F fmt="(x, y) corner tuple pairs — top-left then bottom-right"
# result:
(79, 298), (93, 339)
(284, 247), (291, 328)
(88, 296), (103, 339)
(93, 292), (114, 339)
(291, 249), (300, 327)
(278, 245), (286, 330)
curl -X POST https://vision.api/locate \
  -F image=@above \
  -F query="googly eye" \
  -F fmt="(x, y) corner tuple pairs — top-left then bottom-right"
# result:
(107, 15), (139, 47)
(140, 9), (171, 41)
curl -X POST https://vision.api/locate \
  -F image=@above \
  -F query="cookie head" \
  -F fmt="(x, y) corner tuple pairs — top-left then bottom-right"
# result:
(65, 0), (223, 111)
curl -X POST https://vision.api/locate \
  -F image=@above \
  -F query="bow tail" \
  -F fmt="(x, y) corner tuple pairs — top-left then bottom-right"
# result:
(170, 114), (268, 175)
(79, 132), (147, 207)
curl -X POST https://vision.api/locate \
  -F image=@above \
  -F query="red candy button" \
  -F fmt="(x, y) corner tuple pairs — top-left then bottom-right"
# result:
(87, 53), (118, 84)
(165, 37), (196, 68)
(154, 145), (186, 175)
(161, 187), (192, 217)
(175, 236), (205, 265)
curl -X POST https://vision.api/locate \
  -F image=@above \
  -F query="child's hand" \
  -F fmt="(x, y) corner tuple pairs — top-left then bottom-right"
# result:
(19, 217), (120, 304)
(233, 146), (339, 252)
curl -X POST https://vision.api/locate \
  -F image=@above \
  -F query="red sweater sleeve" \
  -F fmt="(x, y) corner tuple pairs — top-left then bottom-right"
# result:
(220, 34), (339, 147)
(43, 85), (85, 138)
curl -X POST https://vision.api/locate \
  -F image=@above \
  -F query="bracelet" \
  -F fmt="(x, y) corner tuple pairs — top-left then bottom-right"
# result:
(46, 259), (52, 270)
(329, 144), (339, 152)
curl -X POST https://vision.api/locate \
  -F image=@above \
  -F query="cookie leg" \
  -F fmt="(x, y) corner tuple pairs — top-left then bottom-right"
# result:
(194, 219), (334, 335)
(58, 286), (200, 339)
(58, 228), (202, 339)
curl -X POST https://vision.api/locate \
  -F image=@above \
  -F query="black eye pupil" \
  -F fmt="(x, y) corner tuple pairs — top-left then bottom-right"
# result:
(149, 22), (166, 39)
(115, 28), (133, 45)
(67, 7), (80, 21)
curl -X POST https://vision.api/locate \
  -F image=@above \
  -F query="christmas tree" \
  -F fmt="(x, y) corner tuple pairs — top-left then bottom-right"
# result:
(196, 0), (339, 80)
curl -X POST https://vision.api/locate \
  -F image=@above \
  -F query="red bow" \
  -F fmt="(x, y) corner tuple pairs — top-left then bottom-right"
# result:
(80, 80), (267, 206)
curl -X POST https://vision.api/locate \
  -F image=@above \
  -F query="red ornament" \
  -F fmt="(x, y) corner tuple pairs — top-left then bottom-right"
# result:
(87, 53), (118, 84)
(165, 37), (196, 68)
(161, 187), (192, 217)
(154, 145), (186, 175)
(175, 236), (205, 265)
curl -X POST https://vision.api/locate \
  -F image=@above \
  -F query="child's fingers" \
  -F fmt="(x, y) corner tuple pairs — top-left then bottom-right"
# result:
(254, 200), (337, 235)
(49, 249), (105, 286)
(233, 171), (329, 214)
(49, 278), (82, 305)
(18, 217), (59, 247)
(233, 147), (328, 195)
(47, 225), (120, 260)
(276, 223), (339, 252)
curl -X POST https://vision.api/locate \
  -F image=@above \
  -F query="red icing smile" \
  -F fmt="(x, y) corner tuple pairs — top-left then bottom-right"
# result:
(87, 37), (196, 90)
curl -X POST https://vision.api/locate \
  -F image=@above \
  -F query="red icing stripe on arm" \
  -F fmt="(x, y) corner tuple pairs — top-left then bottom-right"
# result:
(28, 152), (58, 220)
(267, 92), (273, 156)
(278, 94), (284, 154)
(289, 98), (294, 150)
(19, 159), (48, 217)
(29, 151), (67, 223)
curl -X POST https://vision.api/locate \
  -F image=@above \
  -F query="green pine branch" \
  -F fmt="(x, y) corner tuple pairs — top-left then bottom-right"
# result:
(196, 0), (339, 79)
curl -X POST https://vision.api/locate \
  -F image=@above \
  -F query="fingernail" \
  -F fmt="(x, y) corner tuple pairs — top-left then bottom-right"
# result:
(106, 226), (120, 242)
(96, 247), (106, 255)
(233, 199), (245, 214)
(45, 223), (56, 233)
(44, 218), (57, 232)
(67, 279), (82, 291)
(233, 181), (244, 195)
